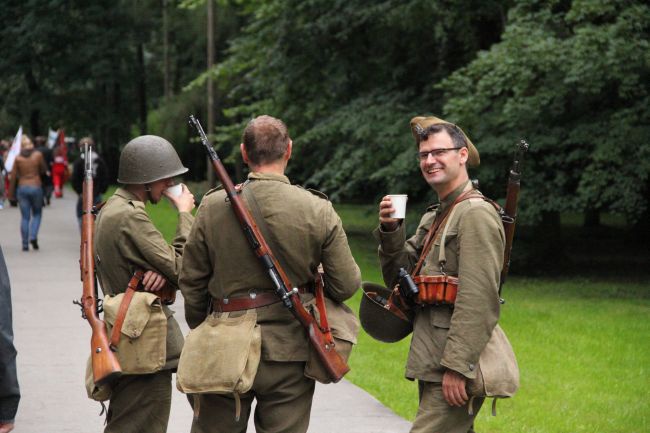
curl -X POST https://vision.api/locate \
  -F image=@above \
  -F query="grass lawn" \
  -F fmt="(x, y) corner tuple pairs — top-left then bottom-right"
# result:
(108, 188), (649, 433)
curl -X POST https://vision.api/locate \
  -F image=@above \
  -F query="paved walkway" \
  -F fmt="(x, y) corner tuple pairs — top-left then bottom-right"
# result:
(0, 190), (410, 433)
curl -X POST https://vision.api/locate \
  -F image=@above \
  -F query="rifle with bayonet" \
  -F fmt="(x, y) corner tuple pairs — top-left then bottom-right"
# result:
(189, 115), (349, 383)
(74, 143), (122, 385)
(499, 140), (529, 296)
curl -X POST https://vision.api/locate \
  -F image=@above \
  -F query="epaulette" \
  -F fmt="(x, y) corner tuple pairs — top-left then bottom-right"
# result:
(306, 188), (329, 201)
(296, 184), (329, 200)
(426, 203), (440, 213)
(203, 185), (224, 197)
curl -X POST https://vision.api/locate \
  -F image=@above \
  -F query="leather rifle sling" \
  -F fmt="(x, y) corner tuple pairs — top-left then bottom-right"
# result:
(110, 270), (145, 349)
(242, 185), (335, 344)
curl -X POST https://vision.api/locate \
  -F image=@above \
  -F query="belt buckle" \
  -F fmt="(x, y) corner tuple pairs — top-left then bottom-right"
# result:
(248, 289), (257, 300)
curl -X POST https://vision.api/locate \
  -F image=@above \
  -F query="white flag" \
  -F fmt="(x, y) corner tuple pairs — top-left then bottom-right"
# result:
(47, 128), (58, 148)
(4, 126), (22, 173)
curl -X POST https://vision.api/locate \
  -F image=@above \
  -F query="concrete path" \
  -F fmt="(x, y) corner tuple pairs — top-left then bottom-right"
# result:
(0, 190), (410, 433)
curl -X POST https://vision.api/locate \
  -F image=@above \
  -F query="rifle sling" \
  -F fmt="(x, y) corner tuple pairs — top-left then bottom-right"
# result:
(241, 185), (334, 343)
(110, 270), (144, 349)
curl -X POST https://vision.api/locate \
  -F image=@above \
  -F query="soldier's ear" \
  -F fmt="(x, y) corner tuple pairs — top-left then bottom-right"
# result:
(459, 146), (469, 165)
(285, 139), (293, 161)
(240, 143), (250, 164)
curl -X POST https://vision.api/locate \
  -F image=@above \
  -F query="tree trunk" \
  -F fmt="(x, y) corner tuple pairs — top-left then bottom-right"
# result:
(583, 208), (601, 228)
(136, 42), (147, 135)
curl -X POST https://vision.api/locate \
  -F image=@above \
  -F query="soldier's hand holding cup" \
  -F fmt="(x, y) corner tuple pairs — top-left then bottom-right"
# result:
(379, 194), (407, 231)
(163, 183), (195, 213)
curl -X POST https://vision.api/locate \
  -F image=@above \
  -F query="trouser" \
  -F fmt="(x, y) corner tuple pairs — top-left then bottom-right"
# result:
(16, 186), (43, 247)
(0, 247), (20, 424)
(105, 370), (172, 433)
(191, 360), (315, 433)
(410, 381), (484, 433)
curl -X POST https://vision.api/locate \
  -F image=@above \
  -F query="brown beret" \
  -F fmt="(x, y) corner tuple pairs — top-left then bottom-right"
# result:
(410, 116), (480, 167)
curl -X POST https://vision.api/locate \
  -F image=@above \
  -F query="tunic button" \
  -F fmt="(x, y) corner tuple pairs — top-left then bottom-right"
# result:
(468, 363), (475, 371)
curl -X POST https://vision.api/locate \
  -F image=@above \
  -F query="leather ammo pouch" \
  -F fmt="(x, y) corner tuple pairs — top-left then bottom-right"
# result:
(176, 309), (261, 420)
(303, 294), (359, 384)
(414, 275), (458, 305)
(465, 324), (520, 416)
(102, 291), (167, 374)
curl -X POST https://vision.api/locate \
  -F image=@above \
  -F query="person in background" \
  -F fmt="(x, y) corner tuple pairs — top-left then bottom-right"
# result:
(0, 246), (20, 433)
(71, 137), (109, 229)
(51, 143), (68, 198)
(34, 136), (53, 206)
(8, 135), (48, 251)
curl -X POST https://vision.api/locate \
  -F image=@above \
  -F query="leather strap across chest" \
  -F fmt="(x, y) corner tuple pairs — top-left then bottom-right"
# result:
(412, 189), (485, 277)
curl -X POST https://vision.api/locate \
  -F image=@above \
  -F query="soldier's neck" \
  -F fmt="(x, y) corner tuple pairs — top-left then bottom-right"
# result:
(248, 161), (287, 175)
(434, 173), (470, 201)
(125, 184), (148, 203)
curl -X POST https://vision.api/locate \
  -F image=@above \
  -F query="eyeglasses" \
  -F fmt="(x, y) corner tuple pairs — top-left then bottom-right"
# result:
(417, 147), (461, 161)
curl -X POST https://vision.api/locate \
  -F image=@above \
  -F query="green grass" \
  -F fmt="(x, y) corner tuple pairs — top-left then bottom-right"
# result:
(107, 188), (650, 432)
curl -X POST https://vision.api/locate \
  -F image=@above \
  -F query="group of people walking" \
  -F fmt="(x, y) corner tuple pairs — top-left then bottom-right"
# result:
(81, 113), (513, 433)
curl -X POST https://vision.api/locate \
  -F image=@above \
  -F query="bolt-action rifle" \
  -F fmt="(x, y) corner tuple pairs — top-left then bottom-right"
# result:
(189, 115), (349, 383)
(74, 143), (122, 385)
(499, 140), (529, 296)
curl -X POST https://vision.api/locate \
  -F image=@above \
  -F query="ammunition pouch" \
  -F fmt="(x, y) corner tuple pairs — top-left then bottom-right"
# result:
(413, 275), (458, 305)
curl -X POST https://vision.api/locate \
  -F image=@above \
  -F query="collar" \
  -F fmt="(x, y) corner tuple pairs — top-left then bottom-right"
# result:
(115, 187), (146, 209)
(438, 180), (473, 212)
(247, 171), (291, 184)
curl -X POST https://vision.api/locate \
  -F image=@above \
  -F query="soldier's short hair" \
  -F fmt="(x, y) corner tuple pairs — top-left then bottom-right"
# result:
(416, 123), (467, 149)
(242, 115), (290, 165)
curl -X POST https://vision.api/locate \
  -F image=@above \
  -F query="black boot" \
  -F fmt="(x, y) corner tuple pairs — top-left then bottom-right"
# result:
(30, 239), (39, 250)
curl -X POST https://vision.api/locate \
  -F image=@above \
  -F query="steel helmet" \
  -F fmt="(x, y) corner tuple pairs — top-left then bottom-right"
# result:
(359, 282), (413, 343)
(117, 135), (188, 184)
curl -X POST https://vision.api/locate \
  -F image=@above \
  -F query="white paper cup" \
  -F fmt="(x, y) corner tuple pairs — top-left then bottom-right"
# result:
(388, 194), (408, 219)
(166, 184), (183, 198)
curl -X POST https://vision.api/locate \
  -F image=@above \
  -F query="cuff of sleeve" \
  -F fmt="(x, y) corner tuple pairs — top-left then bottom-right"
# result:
(372, 223), (406, 254)
(441, 356), (479, 380)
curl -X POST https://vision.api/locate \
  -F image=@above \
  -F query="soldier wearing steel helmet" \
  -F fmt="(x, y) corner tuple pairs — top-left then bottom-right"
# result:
(93, 135), (195, 433)
(368, 116), (505, 433)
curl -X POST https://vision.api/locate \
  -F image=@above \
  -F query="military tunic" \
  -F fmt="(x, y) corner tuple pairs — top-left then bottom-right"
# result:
(180, 172), (361, 433)
(375, 180), (504, 431)
(94, 187), (194, 433)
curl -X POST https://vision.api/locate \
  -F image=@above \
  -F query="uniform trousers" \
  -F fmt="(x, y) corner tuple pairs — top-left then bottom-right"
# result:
(105, 369), (172, 433)
(191, 360), (315, 433)
(410, 381), (484, 433)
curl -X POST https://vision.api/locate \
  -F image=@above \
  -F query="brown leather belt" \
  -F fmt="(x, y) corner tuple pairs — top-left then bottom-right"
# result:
(212, 286), (312, 313)
(414, 275), (459, 305)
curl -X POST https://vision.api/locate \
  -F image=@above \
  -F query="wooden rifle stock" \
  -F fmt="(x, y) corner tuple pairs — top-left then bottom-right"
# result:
(499, 140), (529, 295)
(189, 115), (349, 382)
(74, 143), (122, 385)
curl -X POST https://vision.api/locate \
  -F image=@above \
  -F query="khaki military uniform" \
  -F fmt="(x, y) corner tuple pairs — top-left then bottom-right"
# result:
(375, 180), (505, 433)
(180, 172), (361, 433)
(94, 188), (194, 433)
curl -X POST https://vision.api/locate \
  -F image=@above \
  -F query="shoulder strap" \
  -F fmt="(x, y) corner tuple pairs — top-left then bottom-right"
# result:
(109, 270), (144, 349)
(411, 190), (484, 276)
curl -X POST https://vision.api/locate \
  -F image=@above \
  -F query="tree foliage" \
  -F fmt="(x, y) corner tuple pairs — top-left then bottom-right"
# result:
(438, 0), (650, 224)
(211, 0), (509, 200)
